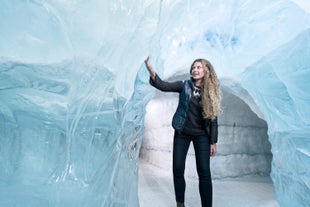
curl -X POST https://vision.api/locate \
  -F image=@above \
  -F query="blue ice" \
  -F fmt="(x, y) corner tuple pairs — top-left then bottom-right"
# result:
(0, 0), (309, 206)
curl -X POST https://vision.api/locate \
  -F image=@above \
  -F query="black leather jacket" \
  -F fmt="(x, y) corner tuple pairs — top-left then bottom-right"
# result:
(150, 75), (218, 144)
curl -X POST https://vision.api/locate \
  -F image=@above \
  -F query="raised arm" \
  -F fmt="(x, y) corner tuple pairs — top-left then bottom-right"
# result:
(144, 56), (184, 93)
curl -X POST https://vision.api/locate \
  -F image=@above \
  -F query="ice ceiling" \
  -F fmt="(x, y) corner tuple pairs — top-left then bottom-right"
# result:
(0, 0), (309, 206)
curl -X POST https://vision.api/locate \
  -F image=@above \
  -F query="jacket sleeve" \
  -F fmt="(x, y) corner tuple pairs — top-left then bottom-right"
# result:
(209, 117), (218, 144)
(150, 75), (183, 93)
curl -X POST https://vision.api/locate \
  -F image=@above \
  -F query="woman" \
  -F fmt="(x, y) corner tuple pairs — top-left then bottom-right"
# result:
(144, 57), (221, 207)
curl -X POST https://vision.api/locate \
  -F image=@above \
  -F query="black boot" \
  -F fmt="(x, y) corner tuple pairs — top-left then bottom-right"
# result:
(177, 202), (185, 207)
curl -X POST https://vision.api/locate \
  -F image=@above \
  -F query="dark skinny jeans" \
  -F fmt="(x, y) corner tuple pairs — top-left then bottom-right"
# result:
(173, 132), (212, 207)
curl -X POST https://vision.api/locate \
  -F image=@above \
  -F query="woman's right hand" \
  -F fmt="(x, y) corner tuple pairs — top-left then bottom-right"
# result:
(144, 56), (156, 80)
(144, 56), (151, 68)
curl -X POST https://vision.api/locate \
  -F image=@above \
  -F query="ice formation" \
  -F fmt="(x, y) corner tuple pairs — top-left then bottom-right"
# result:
(0, 0), (309, 207)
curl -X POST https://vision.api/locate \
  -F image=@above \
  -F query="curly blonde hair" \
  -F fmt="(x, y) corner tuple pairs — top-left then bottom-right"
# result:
(190, 59), (221, 120)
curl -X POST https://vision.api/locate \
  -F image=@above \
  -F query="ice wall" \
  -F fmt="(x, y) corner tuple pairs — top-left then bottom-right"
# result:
(0, 0), (310, 207)
(241, 29), (310, 207)
(0, 59), (153, 206)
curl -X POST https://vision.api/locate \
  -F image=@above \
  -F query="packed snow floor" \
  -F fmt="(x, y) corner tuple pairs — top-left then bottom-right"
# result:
(138, 159), (279, 207)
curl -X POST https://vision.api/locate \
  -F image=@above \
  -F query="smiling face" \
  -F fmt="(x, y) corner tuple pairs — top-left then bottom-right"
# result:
(191, 61), (205, 81)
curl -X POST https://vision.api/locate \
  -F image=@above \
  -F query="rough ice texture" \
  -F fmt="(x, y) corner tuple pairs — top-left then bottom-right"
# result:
(0, 0), (309, 207)
(0, 60), (152, 206)
(241, 29), (310, 207)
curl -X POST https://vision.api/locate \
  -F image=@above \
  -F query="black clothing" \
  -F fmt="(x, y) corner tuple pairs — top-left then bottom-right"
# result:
(149, 74), (217, 207)
(173, 132), (212, 207)
(150, 75), (218, 144)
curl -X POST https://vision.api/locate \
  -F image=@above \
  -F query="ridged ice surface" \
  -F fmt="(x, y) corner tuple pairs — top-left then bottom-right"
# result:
(0, 0), (309, 206)
(241, 29), (310, 206)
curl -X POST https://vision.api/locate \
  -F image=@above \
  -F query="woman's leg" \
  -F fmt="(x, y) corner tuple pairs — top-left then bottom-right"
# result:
(173, 132), (191, 204)
(193, 135), (212, 207)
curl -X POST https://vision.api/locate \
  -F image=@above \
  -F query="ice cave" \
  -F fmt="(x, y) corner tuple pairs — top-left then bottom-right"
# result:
(0, 0), (309, 207)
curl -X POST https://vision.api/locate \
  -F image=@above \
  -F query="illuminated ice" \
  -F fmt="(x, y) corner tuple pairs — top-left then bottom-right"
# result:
(0, 0), (309, 207)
